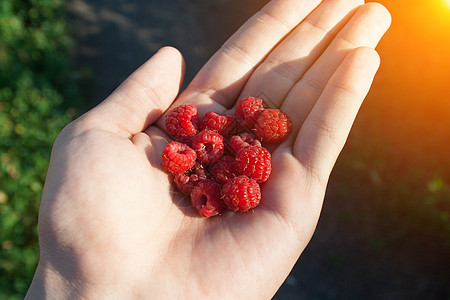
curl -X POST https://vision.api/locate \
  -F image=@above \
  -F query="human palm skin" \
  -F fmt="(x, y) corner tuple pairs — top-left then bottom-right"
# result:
(27, 0), (391, 299)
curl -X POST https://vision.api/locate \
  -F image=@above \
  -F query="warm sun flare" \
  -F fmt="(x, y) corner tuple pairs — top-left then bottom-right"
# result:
(444, 0), (450, 8)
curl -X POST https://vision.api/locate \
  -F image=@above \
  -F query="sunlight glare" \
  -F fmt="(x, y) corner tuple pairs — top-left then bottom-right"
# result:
(444, 0), (450, 8)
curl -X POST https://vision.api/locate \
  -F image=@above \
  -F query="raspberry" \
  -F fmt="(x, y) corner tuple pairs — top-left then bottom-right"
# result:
(200, 111), (235, 137)
(236, 146), (271, 183)
(174, 162), (209, 194)
(191, 179), (223, 217)
(192, 129), (224, 165)
(254, 109), (292, 143)
(209, 155), (239, 184)
(161, 100), (277, 217)
(234, 97), (268, 130)
(162, 142), (197, 174)
(165, 104), (200, 138)
(222, 175), (261, 212)
(227, 132), (262, 155)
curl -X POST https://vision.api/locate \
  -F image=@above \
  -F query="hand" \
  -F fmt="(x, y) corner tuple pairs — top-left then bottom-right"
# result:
(27, 0), (391, 299)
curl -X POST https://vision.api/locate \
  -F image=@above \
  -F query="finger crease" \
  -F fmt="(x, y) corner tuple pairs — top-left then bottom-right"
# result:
(128, 76), (165, 110)
(220, 42), (257, 69)
(307, 115), (340, 148)
(336, 35), (360, 48)
(258, 8), (291, 32)
(331, 81), (361, 98)
(303, 19), (330, 36)
(301, 75), (325, 95)
(264, 61), (298, 86)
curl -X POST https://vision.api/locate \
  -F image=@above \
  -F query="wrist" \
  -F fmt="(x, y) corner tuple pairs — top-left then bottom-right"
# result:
(26, 260), (149, 299)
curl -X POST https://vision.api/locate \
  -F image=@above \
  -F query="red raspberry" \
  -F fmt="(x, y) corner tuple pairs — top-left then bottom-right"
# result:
(236, 146), (271, 183)
(192, 129), (224, 165)
(254, 109), (292, 143)
(165, 104), (200, 138)
(191, 179), (223, 218)
(234, 97), (268, 130)
(174, 162), (209, 194)
(162, 142), (197, 174)
(200, 111), (235, 137)
(227, 132), (262, 155)
(209, 155), (239, 184)
(222, 175), (261, 212)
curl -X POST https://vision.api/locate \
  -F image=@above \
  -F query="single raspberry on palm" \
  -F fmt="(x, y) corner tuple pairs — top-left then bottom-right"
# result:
(192, 129), (224, 165)
(165, 104), (200, 138)
(236, 145), (271, 183)
(200, 111), (235, 137)
(254, 109), (292, 143)
(209, 155), (239, 184)
(173, 162), (209, 194)
(222, 175), (261, 212)
(234, 97), (268, 131)
(190, 179), (223, 218)
(227, 132), (262, 155)
(162, 142), (197, 174)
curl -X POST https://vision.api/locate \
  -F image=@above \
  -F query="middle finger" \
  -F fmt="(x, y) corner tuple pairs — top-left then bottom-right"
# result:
(238, 0), (363, 108)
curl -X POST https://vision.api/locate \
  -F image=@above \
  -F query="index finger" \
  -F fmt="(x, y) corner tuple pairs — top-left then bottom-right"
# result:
(178, 0), (324, 110)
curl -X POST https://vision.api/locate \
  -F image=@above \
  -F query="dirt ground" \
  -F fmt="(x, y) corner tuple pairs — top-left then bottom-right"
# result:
(66, 0), (449, 298)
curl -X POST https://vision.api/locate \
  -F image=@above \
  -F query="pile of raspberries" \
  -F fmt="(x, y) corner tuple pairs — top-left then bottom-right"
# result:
(162, 97), (292, 217)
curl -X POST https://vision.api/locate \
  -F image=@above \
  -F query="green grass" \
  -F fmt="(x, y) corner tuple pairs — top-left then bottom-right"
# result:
(0, 0), (85, 298)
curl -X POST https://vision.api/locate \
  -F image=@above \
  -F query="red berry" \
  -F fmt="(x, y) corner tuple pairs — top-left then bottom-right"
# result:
(161, 100), (280, 216)
(222, 175), (261, 212)
(200, 111), (235, 137)
(192, 129), (224, 165)
(191, 179), (223, 217)
(227, 132), (262, 155)
(254, 109), (292, 143)
(165, 104), (200, 138)
(162, 142), (197, 174)
(236, 146), (271, 183)
(209, 155), (238, 184)
(234, 97), (268, 131)
(173, 162), (209, 194)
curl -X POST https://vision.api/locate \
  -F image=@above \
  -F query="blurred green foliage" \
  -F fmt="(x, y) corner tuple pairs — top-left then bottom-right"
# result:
(335, 98), (450, 251)
(0, 0), (84, 298)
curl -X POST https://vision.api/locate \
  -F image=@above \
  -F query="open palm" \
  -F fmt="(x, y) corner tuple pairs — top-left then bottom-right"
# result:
(28, 0), (391, 299)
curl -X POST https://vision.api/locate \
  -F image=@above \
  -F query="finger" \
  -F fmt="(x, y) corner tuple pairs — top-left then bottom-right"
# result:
(293, 47), (380, 183)
(177, 0), (324, 110)
(281, 3), (391, 130)
(83, 47), (185, 137)
(239, 0), (363, 108)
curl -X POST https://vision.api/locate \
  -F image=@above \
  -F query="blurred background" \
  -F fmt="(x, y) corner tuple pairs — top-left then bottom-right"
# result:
(0, 0), (449, 298)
